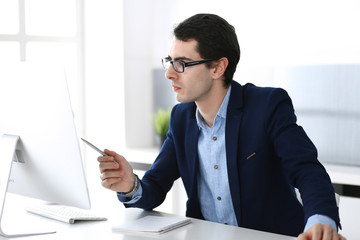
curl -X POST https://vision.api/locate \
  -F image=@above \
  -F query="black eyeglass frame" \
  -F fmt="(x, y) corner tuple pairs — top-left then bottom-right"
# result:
(161, 58), (215, 73)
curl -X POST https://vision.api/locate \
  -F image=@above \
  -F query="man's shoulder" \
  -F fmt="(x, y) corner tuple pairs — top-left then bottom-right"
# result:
(241, 82), (287, 95)
(234, 81), (290, 102)
(228, 81), (292, 113)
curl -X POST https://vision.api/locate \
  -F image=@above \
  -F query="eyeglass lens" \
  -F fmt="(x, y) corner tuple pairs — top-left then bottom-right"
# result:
(172, 61), (184, 73)
(162, 59), (184, 73)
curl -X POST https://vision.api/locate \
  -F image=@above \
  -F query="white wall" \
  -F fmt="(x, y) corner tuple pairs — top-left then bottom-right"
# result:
(123, 0), (360, 148)
(338, 196), (360, 239)
(123, 0), (177, 148)
(84, 1), (125, 153)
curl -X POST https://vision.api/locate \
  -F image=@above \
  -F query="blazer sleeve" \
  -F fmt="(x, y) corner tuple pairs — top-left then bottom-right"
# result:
(265, 87), (341, 228)
(123, 106), (181, 210)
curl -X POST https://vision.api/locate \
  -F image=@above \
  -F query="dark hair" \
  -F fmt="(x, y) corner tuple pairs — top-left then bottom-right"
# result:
(174, 13), (240, 87)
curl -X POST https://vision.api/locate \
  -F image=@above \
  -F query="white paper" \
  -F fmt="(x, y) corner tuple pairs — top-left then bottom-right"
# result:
(112, 216), (191, 234)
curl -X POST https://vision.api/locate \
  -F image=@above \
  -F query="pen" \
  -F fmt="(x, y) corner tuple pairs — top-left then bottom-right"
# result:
(81, 138), (117, 163)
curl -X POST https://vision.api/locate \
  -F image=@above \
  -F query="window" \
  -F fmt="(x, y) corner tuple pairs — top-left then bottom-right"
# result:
(0, 0), (126, 156)
(0, 0), (84, 137)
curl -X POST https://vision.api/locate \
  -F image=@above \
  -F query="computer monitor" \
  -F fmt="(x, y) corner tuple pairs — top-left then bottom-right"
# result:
(0, 63), (90, 236)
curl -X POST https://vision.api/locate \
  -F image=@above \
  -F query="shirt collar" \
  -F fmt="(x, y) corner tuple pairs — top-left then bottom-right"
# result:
(196, 85), (232, 129)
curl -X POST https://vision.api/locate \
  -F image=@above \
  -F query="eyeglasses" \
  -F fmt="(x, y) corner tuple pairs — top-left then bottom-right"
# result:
(161, 58), (215, 73)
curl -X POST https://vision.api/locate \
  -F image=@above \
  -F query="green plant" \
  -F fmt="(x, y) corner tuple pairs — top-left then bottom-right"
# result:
(153, 108), (171, 137)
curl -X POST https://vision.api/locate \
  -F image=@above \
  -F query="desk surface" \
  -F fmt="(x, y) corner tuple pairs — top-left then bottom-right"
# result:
(1, 194), (296, 240)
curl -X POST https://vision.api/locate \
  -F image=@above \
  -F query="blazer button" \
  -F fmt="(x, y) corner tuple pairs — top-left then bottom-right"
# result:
(212, 136), (217, 141)
(214, 165), (218, 170)
(217, 196), (221, 201)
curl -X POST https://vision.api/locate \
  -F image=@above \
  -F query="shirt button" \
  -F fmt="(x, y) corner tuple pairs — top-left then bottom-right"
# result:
(214, 165), (218, 170)
(217, 196), (221, 201)
(212, 136), (217, 141)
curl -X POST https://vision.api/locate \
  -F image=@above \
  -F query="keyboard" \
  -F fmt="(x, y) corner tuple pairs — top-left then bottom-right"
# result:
(25, 204), (107, 224)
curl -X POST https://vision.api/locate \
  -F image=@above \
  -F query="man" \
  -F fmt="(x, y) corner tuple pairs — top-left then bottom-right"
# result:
(98, 14), (345, 239)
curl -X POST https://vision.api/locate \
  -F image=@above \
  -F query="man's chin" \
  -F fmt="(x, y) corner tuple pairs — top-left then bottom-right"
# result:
(176, 93), (196, 103)
(176, 96), (191, 104)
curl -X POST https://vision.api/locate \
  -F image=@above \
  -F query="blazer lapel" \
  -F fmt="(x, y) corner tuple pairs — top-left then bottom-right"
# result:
(225, 81), (244, 225)
(185, 114), (200, 197)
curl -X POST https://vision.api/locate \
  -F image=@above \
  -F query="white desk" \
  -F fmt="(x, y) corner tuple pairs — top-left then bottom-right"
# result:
(0, 194), (296, 240)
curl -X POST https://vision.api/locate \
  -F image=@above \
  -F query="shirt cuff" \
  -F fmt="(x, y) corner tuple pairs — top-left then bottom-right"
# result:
(117, 183), (143, 204)
(304, 214), (337, 232)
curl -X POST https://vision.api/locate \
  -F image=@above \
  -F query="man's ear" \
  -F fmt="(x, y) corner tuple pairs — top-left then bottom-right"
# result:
(212, 57), (229, 80)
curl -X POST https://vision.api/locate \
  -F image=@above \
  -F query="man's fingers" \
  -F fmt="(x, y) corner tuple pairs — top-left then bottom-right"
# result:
(101, 176), (121, 189)
(98, 155), (115, 163)
(100, 170), (121, 180)
(99, 161), (119, 172)
(96, 149), (134, 192)
(319, 224), (333, 240)
(312, 223), (324, 240)
(104, 148), (118, 157)
(297, 224), (345, 240)
(297, 232), (307, 240)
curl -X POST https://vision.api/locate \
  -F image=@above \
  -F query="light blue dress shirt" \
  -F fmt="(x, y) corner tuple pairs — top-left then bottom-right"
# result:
(119, 85), (337, 232)
(195, 85), (238, 226)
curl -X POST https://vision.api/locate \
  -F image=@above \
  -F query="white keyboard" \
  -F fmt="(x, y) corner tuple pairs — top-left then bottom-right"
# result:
(25, 204), (107, 224)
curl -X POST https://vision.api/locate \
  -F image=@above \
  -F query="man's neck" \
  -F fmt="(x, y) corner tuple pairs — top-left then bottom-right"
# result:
(196, 85), (229, 127)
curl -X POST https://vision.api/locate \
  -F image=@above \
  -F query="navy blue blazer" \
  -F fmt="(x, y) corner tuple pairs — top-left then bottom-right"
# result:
(125, 80), (340, 237)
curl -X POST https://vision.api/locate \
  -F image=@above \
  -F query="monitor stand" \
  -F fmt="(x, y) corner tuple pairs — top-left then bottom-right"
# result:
(0, 134), (56, 238)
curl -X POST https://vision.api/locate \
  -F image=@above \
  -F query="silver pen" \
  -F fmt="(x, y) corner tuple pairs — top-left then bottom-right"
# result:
(81, 138), (116, 163)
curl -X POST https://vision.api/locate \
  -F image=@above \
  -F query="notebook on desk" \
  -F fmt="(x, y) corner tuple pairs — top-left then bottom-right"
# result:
(112, 216), (191, 234)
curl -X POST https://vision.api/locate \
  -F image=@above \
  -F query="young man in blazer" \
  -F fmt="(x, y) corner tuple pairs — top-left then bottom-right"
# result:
(98, 14), (344, 239)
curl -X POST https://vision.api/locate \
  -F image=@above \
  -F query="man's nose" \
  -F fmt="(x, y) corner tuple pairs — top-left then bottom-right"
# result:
(165, 64), (177, 80)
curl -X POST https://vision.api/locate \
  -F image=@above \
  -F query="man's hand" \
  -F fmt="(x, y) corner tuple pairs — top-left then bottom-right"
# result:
(298, 223), (346, 240)
(98, 149), (134, 193)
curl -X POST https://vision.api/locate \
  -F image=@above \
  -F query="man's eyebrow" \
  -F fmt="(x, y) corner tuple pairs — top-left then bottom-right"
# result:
(168, 55), (193, 61)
